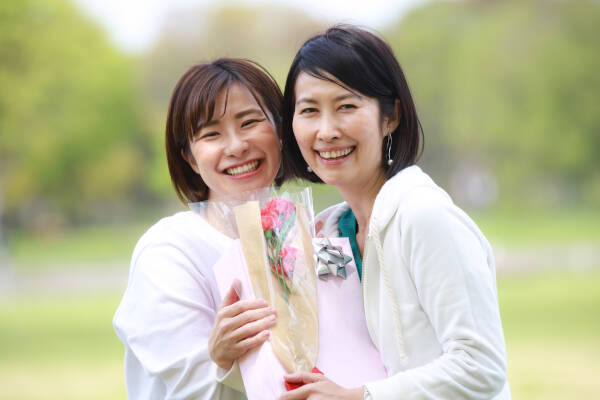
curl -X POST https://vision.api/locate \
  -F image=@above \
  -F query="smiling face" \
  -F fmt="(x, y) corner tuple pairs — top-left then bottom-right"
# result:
(185, 83), (280, 201)
(292, 72), (389, 193)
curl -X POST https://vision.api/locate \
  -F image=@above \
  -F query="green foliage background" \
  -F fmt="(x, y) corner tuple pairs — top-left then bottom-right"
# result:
(1, 0), (599, 230)
(387, 0), (600, 208)
(0, 0), (152, 228)
(0, 1), (599, 399)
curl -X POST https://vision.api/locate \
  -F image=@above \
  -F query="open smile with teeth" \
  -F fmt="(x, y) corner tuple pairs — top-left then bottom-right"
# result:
(226, 160), (260, 176)
(318, 147), (355, 160)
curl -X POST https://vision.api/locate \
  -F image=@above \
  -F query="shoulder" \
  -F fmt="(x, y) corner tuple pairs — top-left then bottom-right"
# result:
(393, 187), (490, 257)
(131, 211), (231, 273)
(314, 202), (350, 238)
(138, 211), (202, 241)
(372, 166), (452, 229)
(134, 211), (220, 252)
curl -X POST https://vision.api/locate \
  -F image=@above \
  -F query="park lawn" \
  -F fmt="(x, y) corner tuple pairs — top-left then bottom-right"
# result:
(0, 270), (599, 399)
(0, 293), (126, 400)
(6, 223), (150, 270)
(6, 208), (600, 272)
(472, 209), (600, 246)
(498, 271), (600, 398)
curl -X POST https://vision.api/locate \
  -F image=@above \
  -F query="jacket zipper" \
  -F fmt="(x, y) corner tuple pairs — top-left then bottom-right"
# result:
(361, 233), (377, 343)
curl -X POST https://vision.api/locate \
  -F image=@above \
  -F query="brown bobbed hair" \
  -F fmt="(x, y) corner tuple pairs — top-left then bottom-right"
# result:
(165, 58), (284, 203)
(281, 25), (423, 183)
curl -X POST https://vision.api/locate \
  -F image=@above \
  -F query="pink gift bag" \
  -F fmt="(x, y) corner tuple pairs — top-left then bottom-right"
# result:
(213, 237), (387, 400)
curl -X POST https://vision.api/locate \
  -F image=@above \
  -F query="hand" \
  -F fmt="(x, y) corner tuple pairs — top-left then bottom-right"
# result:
(208, 279), (277, 370)
(279, 372), (364, 400)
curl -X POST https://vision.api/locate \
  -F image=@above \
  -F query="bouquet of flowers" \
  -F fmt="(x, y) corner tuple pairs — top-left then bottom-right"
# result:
(199, 188), (387, 399)
(233, 190), (318, 373)
(261, 198), (299, 301)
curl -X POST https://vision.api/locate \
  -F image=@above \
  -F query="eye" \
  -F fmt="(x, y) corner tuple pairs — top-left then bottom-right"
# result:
(241, 119), (261, 128)
(196, 131), (219, 141)
(339, 104), (357, 111)
(299, 107), (318, 115)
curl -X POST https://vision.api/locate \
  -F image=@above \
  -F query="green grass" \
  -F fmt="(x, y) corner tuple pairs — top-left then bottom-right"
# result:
(0, 293), (123, 363)
(499, 271), (600, 398)
(6, 223), (150, 270)
(0, 271), (598, 399)
(472, 209), (600, 245)
(0, 293), (126, 400)
(7, 209), (598, 272)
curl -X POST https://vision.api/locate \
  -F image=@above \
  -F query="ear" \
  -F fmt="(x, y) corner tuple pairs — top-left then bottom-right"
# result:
(181, 148), (200, 175)
(383, 99), (401, 136)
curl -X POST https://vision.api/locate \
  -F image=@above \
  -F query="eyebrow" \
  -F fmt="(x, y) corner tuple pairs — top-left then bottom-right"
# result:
(200, 107), (263, 129)
(296, 93), (360, 106)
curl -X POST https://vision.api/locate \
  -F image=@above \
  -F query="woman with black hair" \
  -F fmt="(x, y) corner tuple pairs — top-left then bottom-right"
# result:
(279, 25), (510, 400)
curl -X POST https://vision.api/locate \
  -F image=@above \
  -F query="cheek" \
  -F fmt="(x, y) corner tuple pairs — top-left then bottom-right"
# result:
(189, 146), (207, 170)
(292, 121), (312, 152)
(258, 130), (281, 165)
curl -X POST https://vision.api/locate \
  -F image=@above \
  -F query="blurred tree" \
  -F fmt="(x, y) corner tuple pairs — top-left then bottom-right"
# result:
(0, 0), (152, 229)
(385, 0), (600, 209)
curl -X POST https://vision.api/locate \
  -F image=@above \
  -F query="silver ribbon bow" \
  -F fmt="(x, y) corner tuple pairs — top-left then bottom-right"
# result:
(313, 238), (352, 280)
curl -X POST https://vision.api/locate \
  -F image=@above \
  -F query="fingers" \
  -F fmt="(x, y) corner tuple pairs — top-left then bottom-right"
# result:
(229, 312), (276, 341)
(217, 298), (271, 320)
(211, 301), (277, 354)
(235, 329), (271, 353)
(284, 371), (326, 385)
(279, 384), (312, 400)
(227, 305), (277, 331)
(210, 318), (274, 369)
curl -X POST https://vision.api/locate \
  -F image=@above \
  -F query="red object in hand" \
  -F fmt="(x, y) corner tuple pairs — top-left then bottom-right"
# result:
(284, 367), (324, 391)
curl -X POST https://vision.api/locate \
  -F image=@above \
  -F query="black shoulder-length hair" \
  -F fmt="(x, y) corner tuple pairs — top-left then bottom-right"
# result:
(281, 24), (423, 183)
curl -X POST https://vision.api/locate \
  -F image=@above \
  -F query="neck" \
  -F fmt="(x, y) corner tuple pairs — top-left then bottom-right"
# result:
(337, 169), (387, 234)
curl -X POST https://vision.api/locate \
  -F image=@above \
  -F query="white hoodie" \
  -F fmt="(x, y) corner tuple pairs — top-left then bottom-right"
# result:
(315, 166), (511, 400)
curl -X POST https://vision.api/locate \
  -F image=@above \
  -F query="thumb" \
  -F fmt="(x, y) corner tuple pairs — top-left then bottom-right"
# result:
(221, 279), (242, 308)
(284, 371), (323, 385)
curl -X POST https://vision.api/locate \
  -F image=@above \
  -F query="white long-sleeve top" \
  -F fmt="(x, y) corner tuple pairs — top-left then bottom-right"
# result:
(113, 211), (246, 400)
(315, 166), (511, 399)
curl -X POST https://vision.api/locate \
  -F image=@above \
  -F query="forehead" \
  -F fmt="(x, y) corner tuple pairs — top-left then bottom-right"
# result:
(200, 82), (264, 126)
(214, 83), (260, 111)
(294, 71), (361, 102)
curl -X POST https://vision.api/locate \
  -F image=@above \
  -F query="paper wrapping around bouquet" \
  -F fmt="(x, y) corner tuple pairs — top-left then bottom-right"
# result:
(233, 201), (319, 373)
(213, 236), (387, 400)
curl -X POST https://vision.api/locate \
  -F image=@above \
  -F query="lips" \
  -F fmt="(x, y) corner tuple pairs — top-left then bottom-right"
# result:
(316, 147), (355, 160)
(225, 160), (260, 176)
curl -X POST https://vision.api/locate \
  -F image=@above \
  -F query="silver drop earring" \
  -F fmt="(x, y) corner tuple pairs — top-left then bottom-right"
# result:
(386, 132), (394, 166)
(307, 164), (312, 173)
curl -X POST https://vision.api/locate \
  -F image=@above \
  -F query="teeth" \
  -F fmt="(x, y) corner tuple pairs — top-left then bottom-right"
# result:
(319, 147), (353, 159)
(226, 160), (259, 176)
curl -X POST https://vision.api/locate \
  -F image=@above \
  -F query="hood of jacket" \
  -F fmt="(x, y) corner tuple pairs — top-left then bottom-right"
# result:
(315, 165), (452, 237)
(370, 165), (452, 233)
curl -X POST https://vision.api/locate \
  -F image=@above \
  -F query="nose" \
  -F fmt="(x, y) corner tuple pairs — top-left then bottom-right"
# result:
(224, 133), (249, 157)
(316, 113), (340, 142)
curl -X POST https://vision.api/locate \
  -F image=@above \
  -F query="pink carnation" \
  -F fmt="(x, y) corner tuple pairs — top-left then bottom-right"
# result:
(265, 198), (296, 219)
(261, 208), (279, 231)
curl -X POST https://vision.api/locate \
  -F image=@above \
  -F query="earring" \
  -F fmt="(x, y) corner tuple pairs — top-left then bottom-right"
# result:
(386, 132), (394, 166)
(307, 164), (312, 173)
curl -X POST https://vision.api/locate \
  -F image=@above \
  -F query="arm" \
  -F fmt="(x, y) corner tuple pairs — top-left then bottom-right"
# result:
(367, 200), (508, 399)
(114, 243), (272, 399)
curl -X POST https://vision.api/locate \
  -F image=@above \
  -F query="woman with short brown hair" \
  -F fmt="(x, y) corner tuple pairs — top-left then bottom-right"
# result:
(114, 58), (283, 399)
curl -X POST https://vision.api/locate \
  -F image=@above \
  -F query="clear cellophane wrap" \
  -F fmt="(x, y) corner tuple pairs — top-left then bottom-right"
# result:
(190, 187), (318, 373)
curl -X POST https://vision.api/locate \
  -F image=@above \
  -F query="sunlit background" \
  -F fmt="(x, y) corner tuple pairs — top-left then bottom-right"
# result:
(1, 0), (599, 398)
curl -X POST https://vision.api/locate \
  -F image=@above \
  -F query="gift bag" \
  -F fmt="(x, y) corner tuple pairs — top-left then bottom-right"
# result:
(212, 240), (387, 399)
